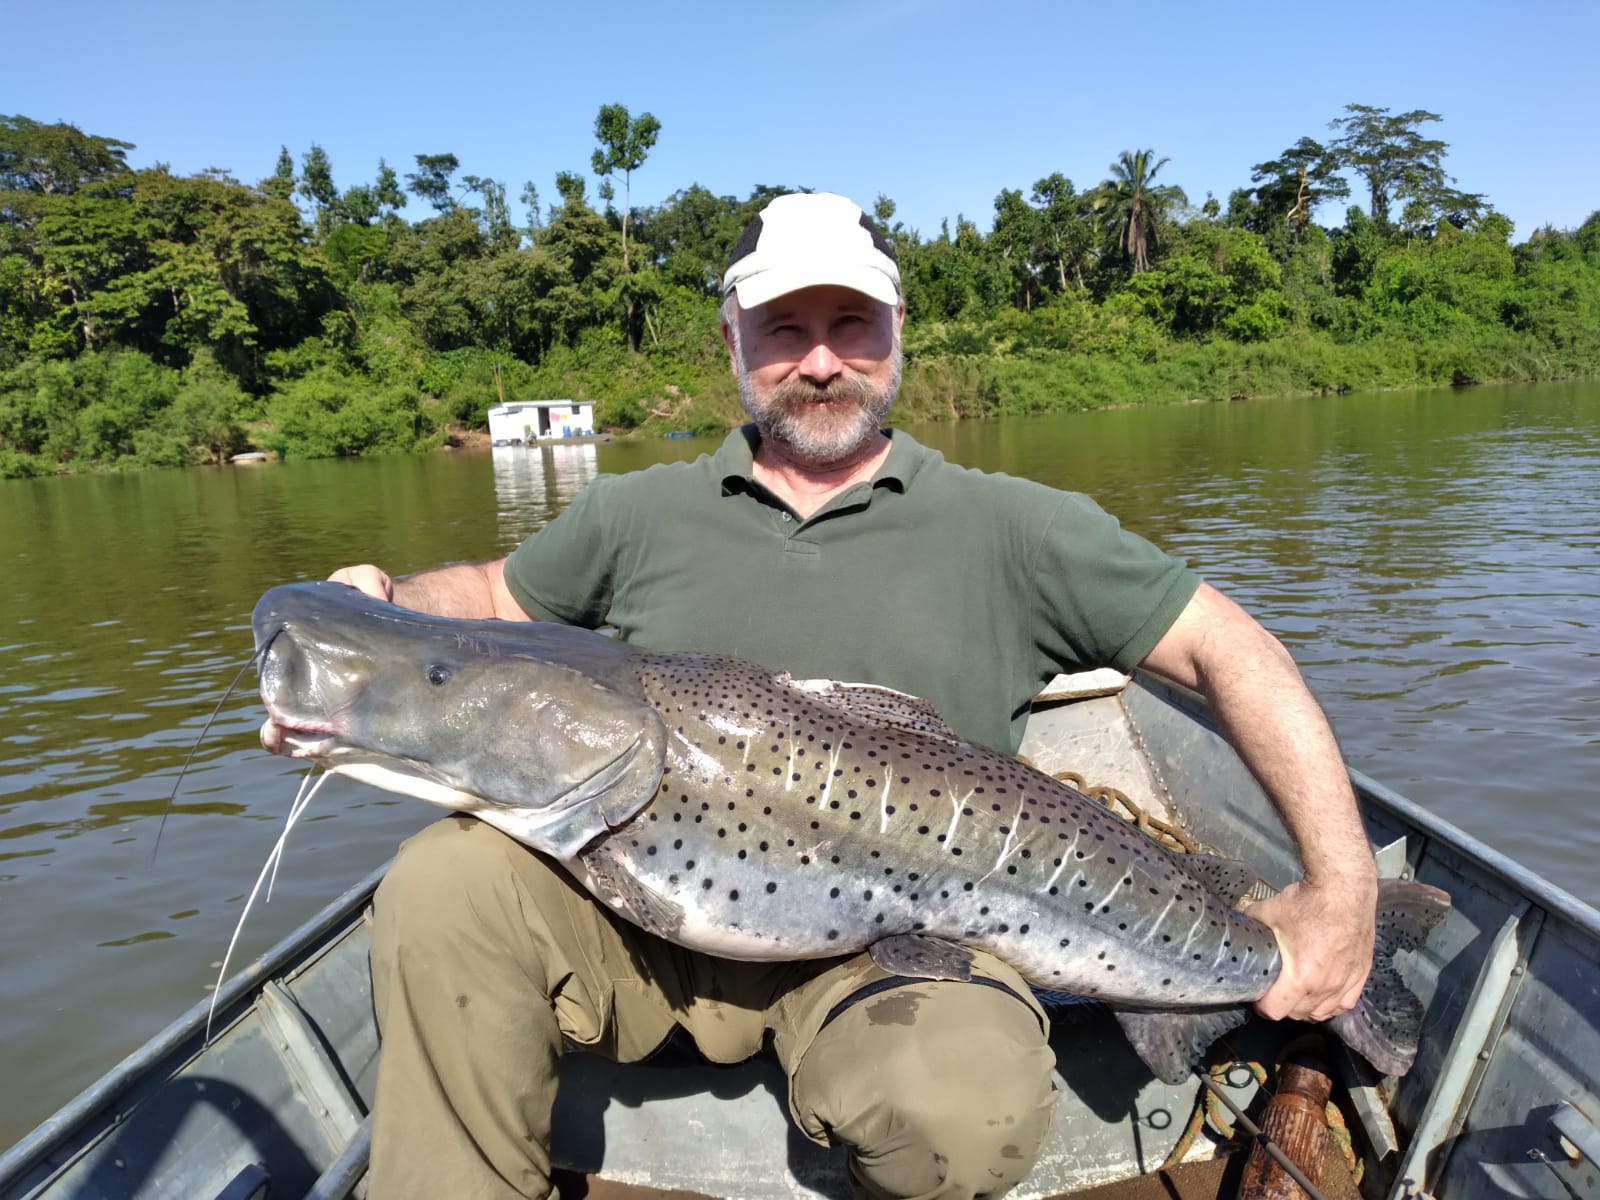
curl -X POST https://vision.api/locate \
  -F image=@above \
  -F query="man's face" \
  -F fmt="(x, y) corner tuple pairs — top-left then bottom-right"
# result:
(724, 285), (903, 468)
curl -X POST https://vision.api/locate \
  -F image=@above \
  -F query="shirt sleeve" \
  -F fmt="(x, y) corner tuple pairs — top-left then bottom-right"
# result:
(502, 477), (617, 627)
(1027, 490), (1200, 673)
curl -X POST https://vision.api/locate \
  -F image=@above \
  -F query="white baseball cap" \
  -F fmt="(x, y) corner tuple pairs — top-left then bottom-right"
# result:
(722, 192), (901, 309)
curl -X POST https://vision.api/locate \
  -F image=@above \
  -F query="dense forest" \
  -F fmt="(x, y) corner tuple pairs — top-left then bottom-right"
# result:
(2, 104), (1597, 477)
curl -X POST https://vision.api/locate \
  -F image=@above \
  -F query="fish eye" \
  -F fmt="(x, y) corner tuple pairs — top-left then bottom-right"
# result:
(426, 664), (451, 686)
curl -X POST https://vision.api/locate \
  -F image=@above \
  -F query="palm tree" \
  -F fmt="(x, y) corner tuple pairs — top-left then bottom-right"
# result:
(1103, 149), (1187, 273)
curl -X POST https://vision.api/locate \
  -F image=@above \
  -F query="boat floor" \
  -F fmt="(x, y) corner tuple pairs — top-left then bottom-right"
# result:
(553, 1153), (1239, 1199)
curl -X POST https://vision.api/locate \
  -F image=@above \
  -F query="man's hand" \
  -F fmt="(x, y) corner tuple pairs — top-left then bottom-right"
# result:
(328, 564), (395, 601)
(1249, 878), (1376, 1022)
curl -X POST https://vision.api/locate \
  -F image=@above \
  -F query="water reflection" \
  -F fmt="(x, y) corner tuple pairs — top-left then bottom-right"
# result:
(492, 442), (601, 533)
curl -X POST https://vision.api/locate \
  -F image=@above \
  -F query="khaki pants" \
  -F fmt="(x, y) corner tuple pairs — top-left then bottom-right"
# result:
(370, 817), (1058, 1200)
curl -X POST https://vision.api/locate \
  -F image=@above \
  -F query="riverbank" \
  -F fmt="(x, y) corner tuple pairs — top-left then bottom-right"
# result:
(608, 328), (1600, 443)
(4, 330), (1597, 478)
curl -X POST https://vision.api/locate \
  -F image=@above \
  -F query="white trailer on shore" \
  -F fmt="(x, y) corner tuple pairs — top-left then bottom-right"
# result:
(488, 400), (596, 445)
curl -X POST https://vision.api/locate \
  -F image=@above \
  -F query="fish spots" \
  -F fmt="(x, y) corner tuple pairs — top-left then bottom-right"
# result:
(628, 654), (1273, 1009)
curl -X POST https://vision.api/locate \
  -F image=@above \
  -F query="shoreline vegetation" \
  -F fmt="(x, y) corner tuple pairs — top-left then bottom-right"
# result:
(2, 106), (1597, 478)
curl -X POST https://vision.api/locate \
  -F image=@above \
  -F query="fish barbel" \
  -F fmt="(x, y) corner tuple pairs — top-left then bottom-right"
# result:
(253, 581), (1449, 1083)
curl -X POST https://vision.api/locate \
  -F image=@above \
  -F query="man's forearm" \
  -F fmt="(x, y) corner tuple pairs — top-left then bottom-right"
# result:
(1141, 582), (1377, 1018)
(1142, 583), (1374, 888)
(1201, 634), (1375, 891)
(392, 558), (529, 621)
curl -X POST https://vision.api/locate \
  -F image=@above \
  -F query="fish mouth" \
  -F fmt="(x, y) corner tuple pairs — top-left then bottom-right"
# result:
(256, 626), (348, 759)
(259, 701), (339, 759)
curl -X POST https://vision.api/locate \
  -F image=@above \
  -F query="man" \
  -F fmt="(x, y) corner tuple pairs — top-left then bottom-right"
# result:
(332, 192), (1377, 1200)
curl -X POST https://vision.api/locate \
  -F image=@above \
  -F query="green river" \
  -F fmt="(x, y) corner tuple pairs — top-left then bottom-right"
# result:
(2, 379), (1596, 1145)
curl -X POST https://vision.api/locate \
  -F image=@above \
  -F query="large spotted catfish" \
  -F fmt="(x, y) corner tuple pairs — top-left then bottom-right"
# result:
(253, 582), (1449, 1083)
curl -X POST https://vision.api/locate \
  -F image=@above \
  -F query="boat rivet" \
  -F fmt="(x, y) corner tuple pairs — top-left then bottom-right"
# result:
(1479, 1049), (1491, 1060)
(1511, 965), (1524, 976)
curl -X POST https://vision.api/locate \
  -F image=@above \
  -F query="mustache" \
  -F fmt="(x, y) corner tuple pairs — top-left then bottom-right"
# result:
(766, 371), (878, 408)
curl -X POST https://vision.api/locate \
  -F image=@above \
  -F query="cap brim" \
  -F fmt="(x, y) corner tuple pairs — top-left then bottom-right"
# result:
(729, 262), (900, 309)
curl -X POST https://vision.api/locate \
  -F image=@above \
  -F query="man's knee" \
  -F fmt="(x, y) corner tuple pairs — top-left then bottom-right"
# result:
(793, 983), (1057, 1199)
(372, 815), (573, 979)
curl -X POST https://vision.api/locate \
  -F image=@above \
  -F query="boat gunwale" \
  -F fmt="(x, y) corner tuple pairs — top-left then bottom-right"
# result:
(0, 863), (389, 1190)
(1348, 763), (1600, 941)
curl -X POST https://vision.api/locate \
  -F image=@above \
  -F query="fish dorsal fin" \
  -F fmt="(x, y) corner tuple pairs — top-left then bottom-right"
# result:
(1180, 853), (1265, 906)
(789, 678), (963, 742)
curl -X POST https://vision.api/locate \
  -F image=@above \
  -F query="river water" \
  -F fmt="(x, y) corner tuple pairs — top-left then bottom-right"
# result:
(1, 380), (1596, 1146)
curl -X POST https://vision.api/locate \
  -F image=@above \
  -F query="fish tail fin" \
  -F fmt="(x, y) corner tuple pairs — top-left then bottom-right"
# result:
(1328, 877), (1452, 1077)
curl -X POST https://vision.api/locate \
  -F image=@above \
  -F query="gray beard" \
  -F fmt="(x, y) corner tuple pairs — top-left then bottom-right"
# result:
(736, 355), (901, 467)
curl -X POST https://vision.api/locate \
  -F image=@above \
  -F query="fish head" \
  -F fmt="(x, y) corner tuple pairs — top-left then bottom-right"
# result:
(251, 582), (666, 859)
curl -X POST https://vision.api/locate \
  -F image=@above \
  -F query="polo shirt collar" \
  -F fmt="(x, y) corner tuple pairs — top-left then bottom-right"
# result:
(714, 423), (933, 495)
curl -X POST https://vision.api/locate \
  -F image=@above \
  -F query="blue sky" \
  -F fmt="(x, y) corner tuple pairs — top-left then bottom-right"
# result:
(9, 0), (1597, 242)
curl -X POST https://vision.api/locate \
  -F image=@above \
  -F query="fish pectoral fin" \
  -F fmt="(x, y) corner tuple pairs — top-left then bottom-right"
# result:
(578, 843), (685, 939)
(1112, 1006), (1251, 1086)
(869, 934), (975, 982)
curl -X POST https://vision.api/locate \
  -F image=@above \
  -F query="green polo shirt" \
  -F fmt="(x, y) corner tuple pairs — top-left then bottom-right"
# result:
(504, 425), (1199, 754)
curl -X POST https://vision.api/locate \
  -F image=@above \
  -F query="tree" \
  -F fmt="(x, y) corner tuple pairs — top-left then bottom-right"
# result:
(22, 166), (329, 377)
(639, 183), (742, 293)
(0, 116), (133, 196)
(1030, 173), (1095, 293)
(1328, 104), (1483, 229)
(589, 103), (660, 271)
(1248, 137), (1348, 240)
(297, 144), (339, 235)
(1102, 149), (1186, 273)
(406, 153), (460, 213)
(374, 159), (406, 214)
(520, 181), (543, 233)
(1330, 206), (1383, 297)
(464, 175), (516, 248)
(989, 188), (1040, 310)
(554, 170), (588, 209)
(262, 146), (295, 202)
(1132, 224), (1288, 341)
